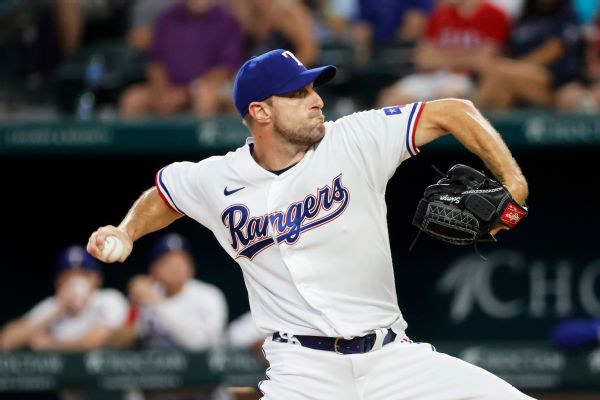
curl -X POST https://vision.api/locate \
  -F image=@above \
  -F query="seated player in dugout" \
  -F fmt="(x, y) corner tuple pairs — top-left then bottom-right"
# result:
(88, 49), (531, 399)
(0, 245), (128, 351)
(111, 233), (228, 351)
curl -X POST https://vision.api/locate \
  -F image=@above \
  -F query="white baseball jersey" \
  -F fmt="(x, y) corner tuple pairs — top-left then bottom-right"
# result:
(27, 289), (128, 342)
(156, 102), (425, 339)
(137, 279), (228, 350)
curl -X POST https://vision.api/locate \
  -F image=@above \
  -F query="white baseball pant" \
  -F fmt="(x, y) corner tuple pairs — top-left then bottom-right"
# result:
(258, 335), (535, 400)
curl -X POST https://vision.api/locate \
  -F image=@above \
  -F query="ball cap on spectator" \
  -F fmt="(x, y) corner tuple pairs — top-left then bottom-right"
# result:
(233, 49), (337, 117)
(56, 245), (100, 273)
(150, 233), (191, 263)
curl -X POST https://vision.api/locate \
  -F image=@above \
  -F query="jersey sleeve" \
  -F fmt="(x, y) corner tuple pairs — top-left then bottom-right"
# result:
(94, 290), (128, 328)
(155, 161), (211, 226)
(26, 297), (57, 323)
(152, 283), (228, 350)
(327, 102), (425, 193)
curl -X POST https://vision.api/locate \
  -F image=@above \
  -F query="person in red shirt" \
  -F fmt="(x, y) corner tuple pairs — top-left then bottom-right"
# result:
(377, 0), (510, 107)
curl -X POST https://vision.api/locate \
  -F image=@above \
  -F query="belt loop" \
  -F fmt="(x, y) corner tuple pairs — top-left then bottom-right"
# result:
(371, 328), (388, 351)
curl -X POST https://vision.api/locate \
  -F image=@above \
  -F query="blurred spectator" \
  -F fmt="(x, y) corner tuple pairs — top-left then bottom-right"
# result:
(490, 0), (524, 20)
(353, 0), (433, 66)
(475, 0), (582, 111)
(573, 0), (599, 25)
(555, 14), (600, 112)
(227, 0), (319, 66)
(119, 0), (243, 118)
(54, 0), (130, 56)
(377, 0), (510, 107)
(355, 0), (433, 43)
(310, 0), (358, 41)
(126, 0), (177, 53)
(0, 245), (127, 351)
(551, 318), (600, 350)
(114, 233), (228, 351)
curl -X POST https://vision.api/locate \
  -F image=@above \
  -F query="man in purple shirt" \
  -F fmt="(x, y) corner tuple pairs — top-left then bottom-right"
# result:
(353, 0), (433, 67)
(120, 0), (243, 118)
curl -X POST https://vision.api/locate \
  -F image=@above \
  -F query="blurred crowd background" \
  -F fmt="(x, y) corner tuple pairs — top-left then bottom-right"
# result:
(1, 0), (600, 120)
(0, 0), (600, 400)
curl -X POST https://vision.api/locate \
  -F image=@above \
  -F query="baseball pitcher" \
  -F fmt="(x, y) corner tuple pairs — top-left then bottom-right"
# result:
(88, 49), (532, 399)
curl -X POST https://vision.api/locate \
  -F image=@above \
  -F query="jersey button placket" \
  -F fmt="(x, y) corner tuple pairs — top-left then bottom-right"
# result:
(266, 177), (286, 253)
(268, 176), (313, 297)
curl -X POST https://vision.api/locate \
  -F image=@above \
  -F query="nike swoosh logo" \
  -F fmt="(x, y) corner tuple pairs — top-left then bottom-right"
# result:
(224, 186), (245, 196)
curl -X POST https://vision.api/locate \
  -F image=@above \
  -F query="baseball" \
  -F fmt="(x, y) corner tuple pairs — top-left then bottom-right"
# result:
(101, 236), (125, 263)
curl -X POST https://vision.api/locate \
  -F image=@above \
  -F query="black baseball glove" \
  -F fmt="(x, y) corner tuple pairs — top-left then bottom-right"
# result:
(412, 164), (528, 245)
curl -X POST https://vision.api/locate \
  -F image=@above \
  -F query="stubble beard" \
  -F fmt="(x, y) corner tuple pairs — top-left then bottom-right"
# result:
(273, 117), (325, 147)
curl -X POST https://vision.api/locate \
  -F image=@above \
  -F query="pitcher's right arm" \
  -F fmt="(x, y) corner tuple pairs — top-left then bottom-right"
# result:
(87, 187), (182, 263)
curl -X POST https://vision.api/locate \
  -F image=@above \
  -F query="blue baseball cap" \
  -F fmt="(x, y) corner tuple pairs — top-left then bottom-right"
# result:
(233, 49), (337, 117)
(56, 245), (100, 273)
(150, 233), (191, 263)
